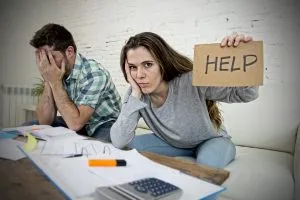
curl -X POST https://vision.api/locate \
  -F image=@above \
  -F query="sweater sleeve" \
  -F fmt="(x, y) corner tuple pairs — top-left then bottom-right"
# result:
(110, 87), (147, 149)
(185, 71), (259, 103)
(198, 86), (259, 103)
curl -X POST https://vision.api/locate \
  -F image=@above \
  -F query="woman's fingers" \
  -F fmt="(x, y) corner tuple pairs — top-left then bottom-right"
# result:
(221, 33), (253, 47)
(227, 32), (238, 47)
(125, 61), (132, 81)
(233, 34), (245, 46)
(245, 35), (253, 42)
(125, 61), (142, 97)
(220, 36), (229, 47)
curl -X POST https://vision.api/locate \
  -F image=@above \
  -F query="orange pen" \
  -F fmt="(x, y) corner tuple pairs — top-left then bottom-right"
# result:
(88, 159), (127, 167)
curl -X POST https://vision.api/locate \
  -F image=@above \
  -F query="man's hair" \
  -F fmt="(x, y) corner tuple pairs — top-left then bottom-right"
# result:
(30, 23), (77, 53)
(120, 32), (223, 129)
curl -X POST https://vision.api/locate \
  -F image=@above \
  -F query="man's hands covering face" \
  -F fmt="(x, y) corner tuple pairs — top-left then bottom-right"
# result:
(35, 50), (66, 85)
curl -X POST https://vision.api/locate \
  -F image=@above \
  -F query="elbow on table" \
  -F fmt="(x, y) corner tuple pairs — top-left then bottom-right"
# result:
(112, 140), (127, 150)
(68, 122), (85, 132)
(111, 137), (127, 150)
(110, 131), (127, 149)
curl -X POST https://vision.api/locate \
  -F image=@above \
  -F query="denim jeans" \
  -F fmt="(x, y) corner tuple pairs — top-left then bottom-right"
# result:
(128, 134), (236, 169)
(22, 117), (114, 141)
(92, 121), (115, 142)
(22, 116), (68, 128)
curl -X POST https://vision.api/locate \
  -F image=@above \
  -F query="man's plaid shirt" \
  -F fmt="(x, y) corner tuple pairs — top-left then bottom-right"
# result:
(63, 53), (121, 136)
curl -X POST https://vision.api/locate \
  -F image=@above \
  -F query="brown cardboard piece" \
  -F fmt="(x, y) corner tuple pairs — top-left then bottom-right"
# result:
(192, 41), (263, 86)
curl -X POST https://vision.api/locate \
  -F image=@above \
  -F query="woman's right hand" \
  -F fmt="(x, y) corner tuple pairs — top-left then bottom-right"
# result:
(125, 61), (142, 99)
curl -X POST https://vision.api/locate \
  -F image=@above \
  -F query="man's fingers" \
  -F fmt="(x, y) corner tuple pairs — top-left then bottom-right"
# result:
(61, 60), (66, 74)
(40, 50), (49, 64)
(47, 51), (55, 65)
(35, 50), (40, 60)
(39, 50), (48, 67)
(35, 51), (41, 65)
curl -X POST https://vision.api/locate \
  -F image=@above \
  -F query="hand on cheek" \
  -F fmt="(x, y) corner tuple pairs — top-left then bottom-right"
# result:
(125, 62), (141, 98)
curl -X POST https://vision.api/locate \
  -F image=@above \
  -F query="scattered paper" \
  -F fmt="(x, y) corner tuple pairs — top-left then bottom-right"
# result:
(89, 149), (224, 199)
(14, 127), (225, 200)
(41, 136), (112, 157)
(0, 131), (18, 139)
(2, 126), (78, 141)
(41, 134), (85, 156)
(31, 126), (76, 140)
(88, 149), (179, 184)
(0, 139), (26, 160)
(2, 125), (52, 139)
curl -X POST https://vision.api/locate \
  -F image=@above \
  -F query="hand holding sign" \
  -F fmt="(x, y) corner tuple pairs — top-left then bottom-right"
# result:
(220, 32), (253, 47)
(193, 33), (263, 87)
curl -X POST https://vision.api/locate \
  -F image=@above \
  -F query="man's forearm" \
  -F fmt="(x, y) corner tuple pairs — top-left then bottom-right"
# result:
(36, 82), (56, 125)
(50, 81), (83, 131)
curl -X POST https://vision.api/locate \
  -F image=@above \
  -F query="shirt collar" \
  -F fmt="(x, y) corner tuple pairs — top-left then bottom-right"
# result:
(65, 53), (82, 81)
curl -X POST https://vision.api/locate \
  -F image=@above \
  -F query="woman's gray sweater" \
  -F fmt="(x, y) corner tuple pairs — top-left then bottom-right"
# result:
(110, 72), (259, 149)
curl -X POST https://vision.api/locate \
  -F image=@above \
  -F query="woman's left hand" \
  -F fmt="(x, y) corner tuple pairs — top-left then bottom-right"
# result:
(220, 32), (253, 47)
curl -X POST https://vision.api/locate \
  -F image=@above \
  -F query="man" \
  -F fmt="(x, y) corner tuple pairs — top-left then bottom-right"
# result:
(28, 23), (121, 141)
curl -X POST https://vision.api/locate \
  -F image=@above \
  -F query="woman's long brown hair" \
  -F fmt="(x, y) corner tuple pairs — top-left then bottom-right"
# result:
(120, 32), (222, 129)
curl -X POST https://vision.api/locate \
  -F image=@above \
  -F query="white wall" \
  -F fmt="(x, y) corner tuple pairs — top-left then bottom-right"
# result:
(1, 0), (299, 92)
(0, 0), (60, 87)
(0, 0), (299, 145)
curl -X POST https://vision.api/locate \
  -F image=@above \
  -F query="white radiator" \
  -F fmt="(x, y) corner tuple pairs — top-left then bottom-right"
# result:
(0, 85), (37, 128)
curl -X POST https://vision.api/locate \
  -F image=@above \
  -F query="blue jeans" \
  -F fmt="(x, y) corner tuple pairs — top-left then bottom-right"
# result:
(22, 116), (68, 128)
(128, 134), (236, 169)
(22, 117), (114, 141)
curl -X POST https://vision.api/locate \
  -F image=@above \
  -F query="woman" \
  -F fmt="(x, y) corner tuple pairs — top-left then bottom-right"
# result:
(110, 32), (258, 168)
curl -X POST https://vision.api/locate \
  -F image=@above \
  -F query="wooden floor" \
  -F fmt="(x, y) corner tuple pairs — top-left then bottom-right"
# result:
(0, 158), (64, 200)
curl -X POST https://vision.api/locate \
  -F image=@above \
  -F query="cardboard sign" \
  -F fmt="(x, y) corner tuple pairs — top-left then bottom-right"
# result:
(192, 41), (263, 86)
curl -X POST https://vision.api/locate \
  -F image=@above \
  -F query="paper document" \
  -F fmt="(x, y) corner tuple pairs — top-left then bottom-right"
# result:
(88, 149), (225, 199)
(2, 125), (52, 139)
(2, 126), (77, 141)
(0, 139), (26, 160)
(22, 139), (225, 200)
(41, 134), (91, 156)
(31, 126), (77, 140)
(0, 131), (18, 139)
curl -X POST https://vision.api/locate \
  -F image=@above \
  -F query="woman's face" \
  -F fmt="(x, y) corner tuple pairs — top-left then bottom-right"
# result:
(126, 46), (165, 94)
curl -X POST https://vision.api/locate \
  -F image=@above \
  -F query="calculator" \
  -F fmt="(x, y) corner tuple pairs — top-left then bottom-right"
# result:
(94, 177), (183, 200)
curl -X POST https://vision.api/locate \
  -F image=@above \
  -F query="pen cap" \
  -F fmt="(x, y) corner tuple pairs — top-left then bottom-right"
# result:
(116, 160), (126, 166)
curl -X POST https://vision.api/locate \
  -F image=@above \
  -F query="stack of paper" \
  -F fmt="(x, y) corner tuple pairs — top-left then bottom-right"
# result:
(0, 130), (26, 160)
(0, 131), (18, 139)
(2, 125), (52, 139)
(31, 126), (77, 140)
(0, 139), (26, 160)
(22, 140), (225, 200)
(40, 134), (88, 156)
(2, 125), (77, 141)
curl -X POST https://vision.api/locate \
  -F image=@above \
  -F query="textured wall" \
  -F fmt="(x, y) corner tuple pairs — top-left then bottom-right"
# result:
(0, 0), (299, 140)
(0, 0), (299, 96)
